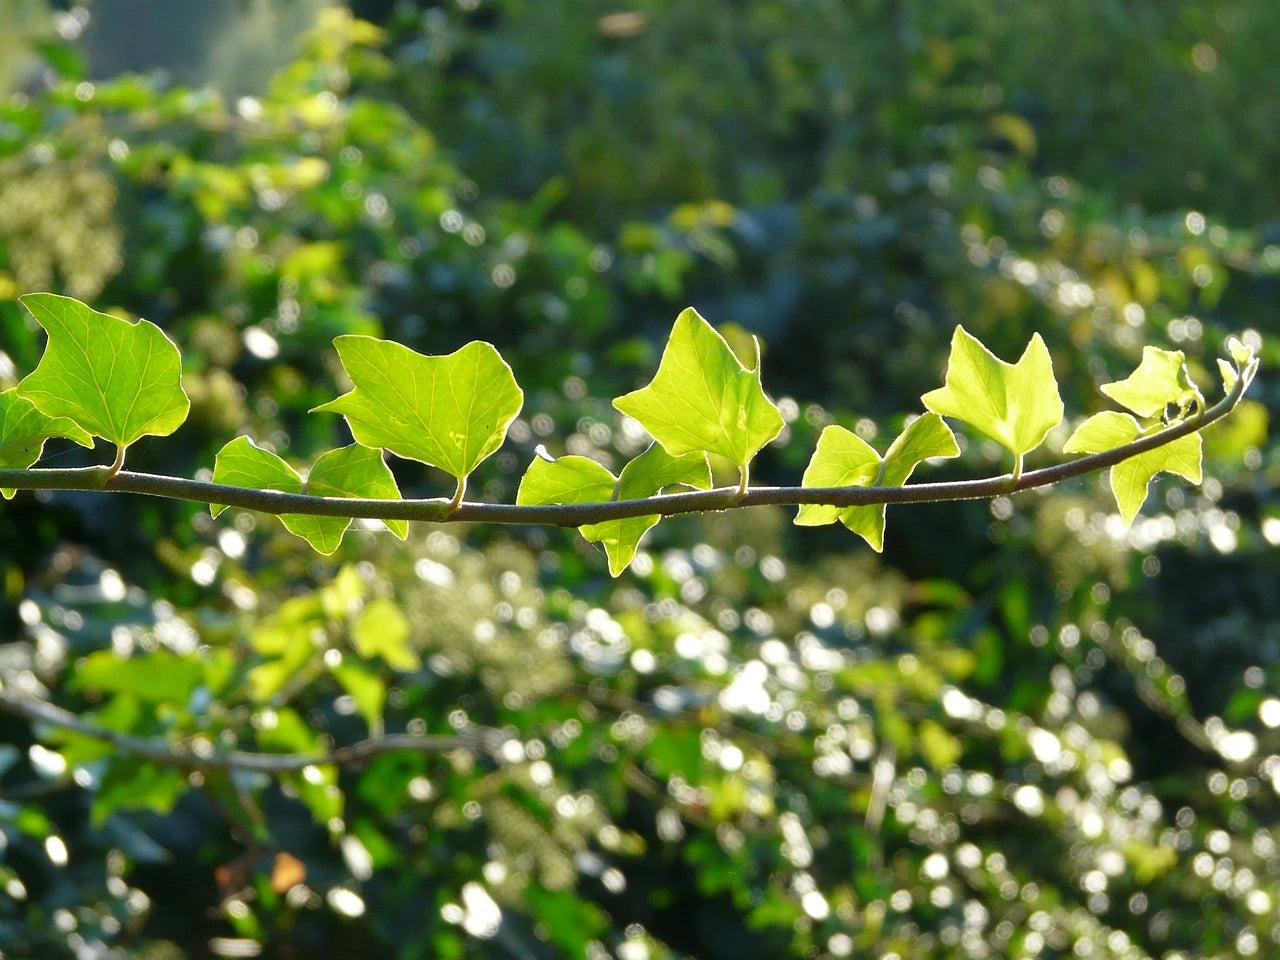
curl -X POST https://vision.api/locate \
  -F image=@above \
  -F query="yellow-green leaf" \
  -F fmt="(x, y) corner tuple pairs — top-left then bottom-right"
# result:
(1100, 346), (1202, 418)
(1063, 411), (1202, 525)
(796, 413), (958, 550)
(921, 326), (1063, 459)
(613, 307), (784, 468)
(0, 388), (94, 498)
(211, 438), (404, 554)
(16, 293), (189, 451)
(351, 597), (418, 671)
(311, 336), (523, 488)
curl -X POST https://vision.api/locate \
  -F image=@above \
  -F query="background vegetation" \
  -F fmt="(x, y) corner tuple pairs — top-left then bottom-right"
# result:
(0, 1), (1276, 958)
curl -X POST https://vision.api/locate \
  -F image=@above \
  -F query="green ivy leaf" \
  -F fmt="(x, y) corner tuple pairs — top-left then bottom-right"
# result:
(517, 442), (710, 576)
(582, 443), (711, 575)
(311, 336), (523, 495)
(612, 307), (784, 470)
(795, 413), (959, 550)
(351, 597), (418, 671)
(16, 293), (189, 453)
(211, 437), (405, 554)
(1063, 411), (1202, 525)
(1100, 346), (1202, 418)
(0, 388), (94, 498)
(921, 326), (1063, 460)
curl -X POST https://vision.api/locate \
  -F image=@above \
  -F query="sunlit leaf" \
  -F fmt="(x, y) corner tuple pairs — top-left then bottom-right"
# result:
(0, 388), (94, 498)
(16, 293), (189, 451)
(581, 443), (711, 575)
(311, 336), (523, 491)
(1100, 346), (1202, 418)
(921, 326), (1063, 459)
(212, 438), (404, 554)
(613, 307), (784, 469)
(1063, 411), (1202, 525)
(796, 413), (958, 550)
(351, 597), (418, 671)
(518, 443), (710, 576)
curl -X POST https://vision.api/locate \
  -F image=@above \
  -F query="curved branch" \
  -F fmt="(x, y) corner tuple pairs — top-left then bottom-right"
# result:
(0, 685), (506, 773)
(0, 370), (1250, 527)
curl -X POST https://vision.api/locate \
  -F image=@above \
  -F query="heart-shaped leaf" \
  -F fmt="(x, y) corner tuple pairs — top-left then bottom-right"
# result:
(311, 336), (523, 496)
(1063, 411), (1202, 525)
(0, 388), (94, 498)
(1101, 346), (1202, 418)
(517, 442), (710, 576)
(613, 307), (784, 470)
(211, 437), (405, 554)
(16, 293), (189, 453)
(796, 413), (959, 550)
(921, 326), (1063, 460)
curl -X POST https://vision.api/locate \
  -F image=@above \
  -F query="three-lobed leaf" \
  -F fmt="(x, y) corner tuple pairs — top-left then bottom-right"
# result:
(211, 437), (406, 554)
(311, 336), (523, 491)
(613, 308), (784, 469)
(16, 293), (189, 453)
(796, 413), (959, 550)
(922, 326), (1063, 460)
(0, 389), (94, 498)
(518, 442), (711, 575)
(1100, 345), (1202, 418)
(1063, 411), (1201, 525)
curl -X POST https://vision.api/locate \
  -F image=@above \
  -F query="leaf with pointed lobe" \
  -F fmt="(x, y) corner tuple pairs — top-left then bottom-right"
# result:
(921, 326), (1063, 459)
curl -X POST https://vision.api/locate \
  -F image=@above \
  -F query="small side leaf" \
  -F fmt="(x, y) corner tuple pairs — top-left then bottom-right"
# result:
(796, 413), (958, 551)
(516, 453), (617, 507)
(1100, 346), (1202, 418)
(1063, 411), (1202, 525)
(0, 388), (94, 498)
(612, 307), (784, 469)
(517, 444), (710, 576)
(311, 336), (523, 491)
(304, 444), (408, 541)
(16, 293), (190, 451)
(212, 438), (404, 555)
(581, 443), (712, 576)
(921, 326), (1063, 459)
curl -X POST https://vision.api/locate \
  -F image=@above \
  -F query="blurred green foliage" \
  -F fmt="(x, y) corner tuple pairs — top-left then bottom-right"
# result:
(0, 2), (1276, 959)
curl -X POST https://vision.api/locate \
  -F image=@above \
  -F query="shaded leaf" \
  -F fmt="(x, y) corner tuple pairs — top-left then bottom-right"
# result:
(921, 326), (1063, 458)
(312, 336), (523, 487)
(613, 307), (784, 468)
(796, 413), (958, 550)
(1063, 411), (1202, 525)
(16, 293), (189, 450)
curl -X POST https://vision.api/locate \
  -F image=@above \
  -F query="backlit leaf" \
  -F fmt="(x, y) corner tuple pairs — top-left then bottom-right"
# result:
(796, 413), (958, 550)
(351, 597), (418, 671)
(311, 336), (523, 488)
(1063, 411), (1202, 525)
(0, 388), (94, 498)
(921, 326), (1063, 459)
(1100, 346), (1202, 418)
(582, 443), (711, 575)
(613, 307), (784, 468)
(16, 293), (189, 451)
(518, 443), (710, 576)
(211, 437), (404, 554)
